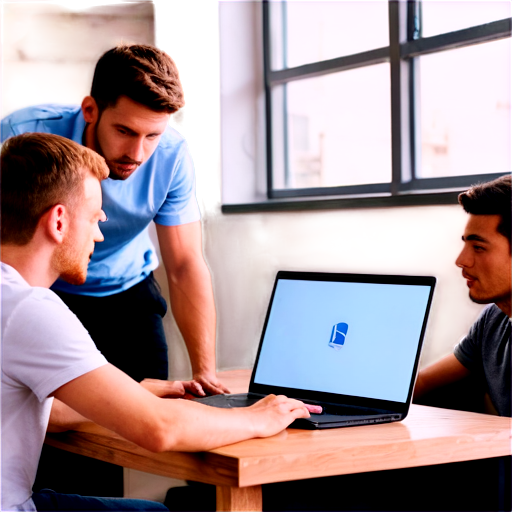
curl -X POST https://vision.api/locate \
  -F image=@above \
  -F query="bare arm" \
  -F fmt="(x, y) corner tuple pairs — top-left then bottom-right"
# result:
(47, 399), (90, 433)
(156, 221), (229, 395)
(414, 353), (471, 400)
(53, 364), (310, 452)
(48, 378), (206, 432)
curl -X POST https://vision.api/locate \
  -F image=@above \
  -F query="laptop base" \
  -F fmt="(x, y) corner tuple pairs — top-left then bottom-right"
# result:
(194, 393), (402, 429)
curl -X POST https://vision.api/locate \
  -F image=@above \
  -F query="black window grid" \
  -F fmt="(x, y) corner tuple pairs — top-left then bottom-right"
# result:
(262, 0), (511, 204)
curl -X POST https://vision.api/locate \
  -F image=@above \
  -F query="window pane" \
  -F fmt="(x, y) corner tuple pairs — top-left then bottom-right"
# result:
(272, 64), (391, 190)
(421, 1), (511, 38)
(269, 1), (389, 70)
(418, 38), (511, 179)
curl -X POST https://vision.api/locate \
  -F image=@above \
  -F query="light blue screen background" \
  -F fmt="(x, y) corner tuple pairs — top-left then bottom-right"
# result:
(254, 279), (431, 403)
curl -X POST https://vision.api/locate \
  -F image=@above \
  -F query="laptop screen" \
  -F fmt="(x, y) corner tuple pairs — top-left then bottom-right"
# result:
(253, 274), (434, 404)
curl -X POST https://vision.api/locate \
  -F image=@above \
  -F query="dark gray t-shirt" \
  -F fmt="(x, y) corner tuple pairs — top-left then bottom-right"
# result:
(454, 304), (511, 417)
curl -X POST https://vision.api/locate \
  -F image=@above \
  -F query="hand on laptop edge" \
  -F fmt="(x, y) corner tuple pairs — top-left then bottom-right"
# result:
(192, 371), (231, 396)
(246, 394), (311, 437)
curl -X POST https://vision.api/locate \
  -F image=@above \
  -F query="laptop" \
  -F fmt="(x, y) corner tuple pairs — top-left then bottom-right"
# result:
(195, 271), (436, 429)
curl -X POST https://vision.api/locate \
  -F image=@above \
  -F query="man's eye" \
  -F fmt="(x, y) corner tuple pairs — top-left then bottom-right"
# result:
(473, 245), (485, 252)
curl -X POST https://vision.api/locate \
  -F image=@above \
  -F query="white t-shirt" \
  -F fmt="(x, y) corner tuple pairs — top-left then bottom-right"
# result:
(1, 263), (108, 511)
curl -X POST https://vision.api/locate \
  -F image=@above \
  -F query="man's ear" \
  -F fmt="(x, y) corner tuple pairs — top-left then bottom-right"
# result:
(45, 204), (70, 244)
(82, 96), (99, 124)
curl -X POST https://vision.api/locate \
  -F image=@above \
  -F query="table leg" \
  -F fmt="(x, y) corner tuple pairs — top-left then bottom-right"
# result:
(216, 484), (262, 511)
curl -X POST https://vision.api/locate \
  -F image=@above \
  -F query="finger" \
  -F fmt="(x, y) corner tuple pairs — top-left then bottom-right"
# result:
(170, 382), (186, 397)
(277, 396), (312, 417)
(191, 381), (206, 396)
(184, 381), (206, 397)
(201, 381), (229, 396)
(215, 382), (231, 394)
(304, 404), (323, 414)
(293, 406), (311, 419)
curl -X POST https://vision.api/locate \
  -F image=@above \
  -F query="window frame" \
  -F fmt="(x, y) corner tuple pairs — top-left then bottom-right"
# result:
(258, 0), (511, 209)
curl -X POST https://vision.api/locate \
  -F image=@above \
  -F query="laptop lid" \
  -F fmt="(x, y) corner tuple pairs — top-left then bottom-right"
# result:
(248, 271), (436, 417)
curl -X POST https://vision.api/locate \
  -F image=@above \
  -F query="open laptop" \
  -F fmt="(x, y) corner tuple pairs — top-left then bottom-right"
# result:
(195, 271), (436, 429)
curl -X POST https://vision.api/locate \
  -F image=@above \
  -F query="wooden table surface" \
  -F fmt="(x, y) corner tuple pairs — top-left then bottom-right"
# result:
(45, 369), (512, 511)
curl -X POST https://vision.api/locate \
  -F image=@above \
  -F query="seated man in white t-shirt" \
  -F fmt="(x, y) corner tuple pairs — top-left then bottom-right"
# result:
(0, 132), (310, 512)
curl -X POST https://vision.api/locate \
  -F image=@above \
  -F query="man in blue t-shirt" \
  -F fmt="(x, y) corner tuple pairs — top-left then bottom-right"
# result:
(414, 175), (511, 417)
(1, 44), (228, 393)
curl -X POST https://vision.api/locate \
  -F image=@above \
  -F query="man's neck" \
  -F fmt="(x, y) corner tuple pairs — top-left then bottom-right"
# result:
(1, 245), (57, 288)
(495, 299), (511, 318)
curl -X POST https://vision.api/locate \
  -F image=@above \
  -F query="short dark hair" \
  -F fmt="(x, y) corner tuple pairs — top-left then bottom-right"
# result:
(91, 44), (185, 113)
(1, 133), (109, 245)
(458, 175), (511, 244)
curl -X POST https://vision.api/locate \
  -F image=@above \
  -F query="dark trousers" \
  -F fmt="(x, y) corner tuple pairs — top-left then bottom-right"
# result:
(32, 489), (168, 511)
(34, 274), (169, 498)
(53, 273), (169, 382)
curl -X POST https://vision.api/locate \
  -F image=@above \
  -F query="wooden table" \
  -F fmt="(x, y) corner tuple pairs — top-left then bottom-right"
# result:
(45, 370), (512, 511)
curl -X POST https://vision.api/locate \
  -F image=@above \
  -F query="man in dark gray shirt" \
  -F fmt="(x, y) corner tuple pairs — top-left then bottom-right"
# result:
(414, 175), (511, 417)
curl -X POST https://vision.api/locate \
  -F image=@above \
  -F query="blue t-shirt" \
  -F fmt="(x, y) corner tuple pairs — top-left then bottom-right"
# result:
(1, 105), (201, 296)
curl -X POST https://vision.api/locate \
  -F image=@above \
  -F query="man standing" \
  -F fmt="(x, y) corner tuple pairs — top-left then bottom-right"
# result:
(414, 175), (511, 417)
(1, 44), (226, 392)
(0, 133), (310, 512)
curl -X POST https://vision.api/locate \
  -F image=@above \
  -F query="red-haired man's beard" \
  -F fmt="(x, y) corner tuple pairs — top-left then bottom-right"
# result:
(53, 236), (93, 286)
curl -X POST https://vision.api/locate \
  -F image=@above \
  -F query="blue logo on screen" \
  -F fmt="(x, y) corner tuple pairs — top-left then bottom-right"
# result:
(328, 322), (348, 350)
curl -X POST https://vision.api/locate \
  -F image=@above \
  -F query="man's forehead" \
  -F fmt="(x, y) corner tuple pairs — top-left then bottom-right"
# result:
(464, 214), (503, 240)
(104, 96), (170, 126)
(82, 172), (102, 199)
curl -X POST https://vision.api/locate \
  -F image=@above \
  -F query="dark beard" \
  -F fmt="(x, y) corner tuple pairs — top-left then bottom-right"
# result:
(469, 291), (510, 306)
(86, 120), (140, 180)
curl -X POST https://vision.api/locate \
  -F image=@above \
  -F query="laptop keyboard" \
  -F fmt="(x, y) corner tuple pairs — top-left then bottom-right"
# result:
(247, 394), (388, 417)
(195, 393), (391, 417)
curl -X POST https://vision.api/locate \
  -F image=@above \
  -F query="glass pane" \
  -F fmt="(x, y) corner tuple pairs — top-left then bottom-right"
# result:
(418, 38), (511, 179)
(269, 1), (389, 70)
(421, 1), (511, 38)
(272, 64), (391, 190)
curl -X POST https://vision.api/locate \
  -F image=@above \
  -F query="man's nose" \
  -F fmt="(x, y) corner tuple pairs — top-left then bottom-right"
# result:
(95, 211), (107, 242)
(127, 137), (145, 163)
(455, 246), (470, 268)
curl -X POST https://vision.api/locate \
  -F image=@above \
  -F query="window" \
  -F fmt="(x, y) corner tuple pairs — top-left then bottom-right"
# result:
(263, 0), (511, 207)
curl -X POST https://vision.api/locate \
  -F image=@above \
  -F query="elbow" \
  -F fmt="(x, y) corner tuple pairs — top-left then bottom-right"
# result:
(133, 420), (179, 453)
(137, 429), (174, 453)
(168, 257), (209, 286)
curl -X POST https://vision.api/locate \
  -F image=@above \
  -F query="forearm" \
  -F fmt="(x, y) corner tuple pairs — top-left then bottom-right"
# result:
(145, 393), (312, 452)
(156, 399), (258, 451)
(47, 398), (91, 433)
(155, 222), (228, 393)
(54, 365), (309, 453)
(167, 258), (217, 375)
(414, 353), (471, 399)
